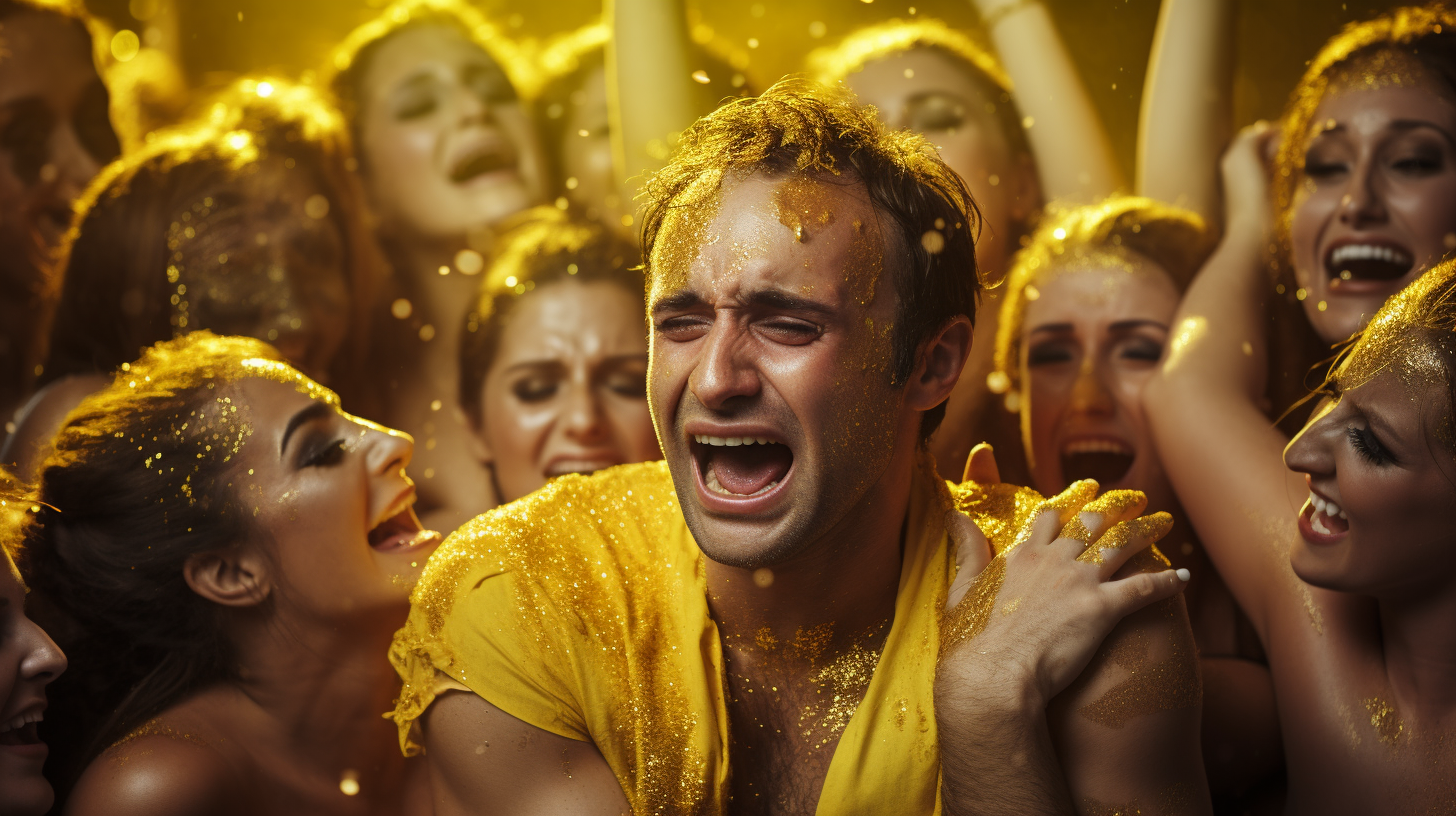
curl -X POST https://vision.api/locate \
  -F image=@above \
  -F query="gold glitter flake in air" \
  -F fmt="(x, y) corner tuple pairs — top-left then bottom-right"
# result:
(1363, 696), (1405, 747)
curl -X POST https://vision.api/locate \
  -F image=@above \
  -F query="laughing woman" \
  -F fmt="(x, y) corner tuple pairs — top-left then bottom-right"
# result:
(328, 0), (548, 530)
(23, 333), (437, 815)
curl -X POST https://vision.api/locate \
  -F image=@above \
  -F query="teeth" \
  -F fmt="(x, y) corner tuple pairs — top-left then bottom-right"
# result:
(1061, 439), (1133, 456)
(693, 435), (777, 447)
(0, 711), (42, 732)
(1311, 514), (1332, 535)
(704, 463), (778, 497)
(1330, 244), (1412, 267)
(1308, 490), (1347, 524)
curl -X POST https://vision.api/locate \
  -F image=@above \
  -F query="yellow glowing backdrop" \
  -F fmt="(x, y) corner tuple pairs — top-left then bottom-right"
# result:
(88, 0), (1415, 180)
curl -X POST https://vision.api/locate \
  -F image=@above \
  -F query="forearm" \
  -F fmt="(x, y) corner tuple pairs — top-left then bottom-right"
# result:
(975, 0), (1122, 201)
(938, 677), (1076, 816)
(1135, 0), (1234, 223)
(607, 0), (698, 189)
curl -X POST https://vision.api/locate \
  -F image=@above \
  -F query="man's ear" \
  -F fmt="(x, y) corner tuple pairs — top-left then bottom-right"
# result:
(183, 547), (272, 608)
(908, 316), (975, 412)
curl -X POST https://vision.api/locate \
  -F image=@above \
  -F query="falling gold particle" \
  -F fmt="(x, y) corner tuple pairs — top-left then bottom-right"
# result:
(419, 324), (436, 342)
(692, 70), (711, 84)
(752, 568), (774, 588)
(921, 230), (945, 254)
(339, 769), (360, 796)
(304, 194), (330, 220)
(430, 400), (442, 411)
(111, 29), (140, 62)
(391, 298), (412, 319)
(437, 265), (451, 276)
(455, 249), (484, 275)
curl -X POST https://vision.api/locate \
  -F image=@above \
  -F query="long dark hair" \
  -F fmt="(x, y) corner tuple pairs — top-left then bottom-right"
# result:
(22, 332), (294, 792)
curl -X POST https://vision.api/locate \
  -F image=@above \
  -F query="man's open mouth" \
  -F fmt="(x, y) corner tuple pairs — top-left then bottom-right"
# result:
(449, 145), (516, 184)
(1326, 242), (1414, 286)
(691, 434), (794, 499)
(367, 504), (441, 552)
(1060, 437), (1135, 487)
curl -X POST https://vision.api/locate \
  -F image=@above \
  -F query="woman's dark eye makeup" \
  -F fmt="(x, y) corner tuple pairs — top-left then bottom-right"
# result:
(602, 368), (648, 398)
(905, 93), (968, 134)
(1117, 336), (1164, 363)
(1347, 424), (1394, 466)
(1027, 340), (1075, 367)
(298, 432), (348, 468)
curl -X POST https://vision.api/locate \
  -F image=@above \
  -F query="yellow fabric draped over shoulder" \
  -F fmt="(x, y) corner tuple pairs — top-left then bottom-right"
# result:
(388, 459), (1046, 816)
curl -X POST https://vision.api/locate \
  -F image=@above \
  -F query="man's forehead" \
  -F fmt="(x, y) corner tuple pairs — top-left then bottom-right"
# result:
(650, 170), (886, 305)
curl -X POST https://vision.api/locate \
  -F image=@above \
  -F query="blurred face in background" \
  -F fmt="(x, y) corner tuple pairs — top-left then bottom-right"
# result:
(1290, 62), (1456, 344)
(558, 62), (632, 236)
(0, 10), (118, 270)
(172, 157), (350, 382)
(1017, 257), (1180, 515)
(473, 279), (657, 503)
(355, 22), (545, 246)
(845, 46), (1037, 278)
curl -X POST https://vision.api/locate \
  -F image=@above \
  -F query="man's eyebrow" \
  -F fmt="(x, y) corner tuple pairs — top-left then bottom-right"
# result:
(743, 289), (835, 316)
(651, 290), (708, 316)
(280, 402), (335, 455)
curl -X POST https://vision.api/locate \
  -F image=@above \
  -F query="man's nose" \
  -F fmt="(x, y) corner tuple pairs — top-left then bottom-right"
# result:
(689, 323), (760, 411)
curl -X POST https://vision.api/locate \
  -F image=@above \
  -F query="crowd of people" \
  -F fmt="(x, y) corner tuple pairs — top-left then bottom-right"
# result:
(0, 0), (1454, 814)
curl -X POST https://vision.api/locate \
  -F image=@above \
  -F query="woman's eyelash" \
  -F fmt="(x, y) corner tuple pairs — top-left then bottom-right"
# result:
(303, 438), (347, 468)
(1347, 426), (1392, 465)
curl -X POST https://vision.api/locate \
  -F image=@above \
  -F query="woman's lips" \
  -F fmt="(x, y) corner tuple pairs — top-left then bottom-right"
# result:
(1298, 492), (1349, 546)
(367, 505), (441, 553)
(1324, 240), (1415, 293)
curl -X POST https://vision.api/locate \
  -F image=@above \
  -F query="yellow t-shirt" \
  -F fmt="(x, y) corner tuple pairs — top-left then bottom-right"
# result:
(389, 459), (1047, 816)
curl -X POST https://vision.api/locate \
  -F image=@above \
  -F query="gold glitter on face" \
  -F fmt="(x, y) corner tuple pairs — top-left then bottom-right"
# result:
(1363, 696), (1405, 746)
(772, 171), (837, 244)
(647, 169), (726, 305)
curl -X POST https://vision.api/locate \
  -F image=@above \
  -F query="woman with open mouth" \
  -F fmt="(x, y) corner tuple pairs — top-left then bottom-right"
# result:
(0, 470), (67, 816)
(458, 208), (659, 506)
(19, 332), (439, 815)
(1159, 253), (1456, 812)
(992, 197), (1282, 803)
(327, 0), (549, 531)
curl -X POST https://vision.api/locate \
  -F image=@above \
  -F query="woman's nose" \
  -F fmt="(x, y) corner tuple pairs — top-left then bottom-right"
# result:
(1070, 357), (1115, 415)
(562, 382), (607, 443)
(20, 619), (66, 685)
(364, 422), (414, 476)
(1337, 158), (1389, 227)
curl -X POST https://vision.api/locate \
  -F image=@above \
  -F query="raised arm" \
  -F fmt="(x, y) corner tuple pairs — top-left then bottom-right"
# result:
(972, 0), (1123, 201)
(1136, 0), (1235, 224)
(1142, 124), (1309, 639)
(607, 0), (699, 192)
(423, 692), (630, 816)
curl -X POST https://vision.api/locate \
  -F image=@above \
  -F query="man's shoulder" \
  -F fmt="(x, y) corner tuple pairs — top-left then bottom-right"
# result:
(419, 460), (692, 606)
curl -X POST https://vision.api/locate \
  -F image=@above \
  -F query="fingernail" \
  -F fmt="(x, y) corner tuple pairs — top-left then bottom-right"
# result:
(1176, 568), (1191, 582)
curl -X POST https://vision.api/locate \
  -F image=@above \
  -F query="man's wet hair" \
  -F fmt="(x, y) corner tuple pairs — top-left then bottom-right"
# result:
(639, 78), (983, 438)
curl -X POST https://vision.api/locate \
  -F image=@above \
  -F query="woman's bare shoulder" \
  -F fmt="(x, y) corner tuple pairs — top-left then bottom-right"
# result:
(65, 715), (248, 816)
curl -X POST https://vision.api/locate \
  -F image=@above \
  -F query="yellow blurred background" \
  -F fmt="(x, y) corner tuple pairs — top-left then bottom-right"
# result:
(90, 0), (1410, 177)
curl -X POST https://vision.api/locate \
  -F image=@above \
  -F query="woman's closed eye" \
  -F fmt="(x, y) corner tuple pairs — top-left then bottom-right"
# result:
(1116, 336), (1164, 363)
(300, 436), (347, 468)
(601, 368), (647, 399)
(511, 374), (561, 403)
(1027, 340), (1075, 367)
(1347, 424), (1395, 466)
(394, 90), (439, 121)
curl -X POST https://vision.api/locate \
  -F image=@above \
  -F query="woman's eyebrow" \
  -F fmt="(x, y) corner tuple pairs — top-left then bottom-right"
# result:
(280, 402), (335, 455)
(1109, 319), (1168, 332)
(1388, 119), (1456, 148)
